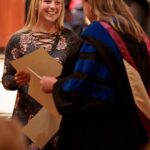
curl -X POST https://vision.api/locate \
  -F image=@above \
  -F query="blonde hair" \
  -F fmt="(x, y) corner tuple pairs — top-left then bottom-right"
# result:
(87, 0), (144, 42)
(21, 0), (65, 32)
(0, 118), (27, 150)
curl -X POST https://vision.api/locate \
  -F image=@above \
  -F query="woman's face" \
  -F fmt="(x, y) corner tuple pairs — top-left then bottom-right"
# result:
(38, 0), (62, 24)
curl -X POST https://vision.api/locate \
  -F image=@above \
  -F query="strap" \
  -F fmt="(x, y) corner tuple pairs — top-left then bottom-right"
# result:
(143, 33), (150, 56)
(100, 21), (137, 69)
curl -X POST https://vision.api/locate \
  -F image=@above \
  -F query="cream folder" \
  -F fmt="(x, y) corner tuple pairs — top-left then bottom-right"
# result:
(10, 48), (62, 148)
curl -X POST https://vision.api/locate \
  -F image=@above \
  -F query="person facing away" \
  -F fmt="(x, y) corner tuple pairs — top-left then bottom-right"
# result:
(40, 0), (150, 150)
(0, 117), (27, 150)
(2, 0), (80, 149)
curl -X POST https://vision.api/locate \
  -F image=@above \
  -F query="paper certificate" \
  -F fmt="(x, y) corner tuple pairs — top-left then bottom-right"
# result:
(23, 107), (61, 149)
(27, 67), (59, 116)
(10, 48), (62, 77)
(10, 48), (62, 148)
(10, 48), (62, 111)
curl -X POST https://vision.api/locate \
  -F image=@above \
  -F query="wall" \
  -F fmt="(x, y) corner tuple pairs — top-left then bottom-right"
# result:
(0, 0), (25, 49)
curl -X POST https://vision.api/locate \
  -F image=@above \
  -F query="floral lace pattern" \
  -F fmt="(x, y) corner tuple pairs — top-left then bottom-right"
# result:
(56, 36), (67, 50)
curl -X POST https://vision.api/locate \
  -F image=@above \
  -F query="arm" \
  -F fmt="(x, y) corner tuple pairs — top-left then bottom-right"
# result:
(2, 34), (22, 90)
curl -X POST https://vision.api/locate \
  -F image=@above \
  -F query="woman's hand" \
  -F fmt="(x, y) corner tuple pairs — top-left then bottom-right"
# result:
(40, 76), (57, 93)
(14, 71), (30, 86)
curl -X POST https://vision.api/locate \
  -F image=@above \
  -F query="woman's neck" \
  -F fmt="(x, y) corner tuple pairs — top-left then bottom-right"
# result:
(33, 22), (59, 34)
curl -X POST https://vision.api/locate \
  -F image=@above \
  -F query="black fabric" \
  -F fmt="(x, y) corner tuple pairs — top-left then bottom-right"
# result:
(53, 37), (148, 150)
(120, 33), (150, 92)
(87, 36), (149, 142)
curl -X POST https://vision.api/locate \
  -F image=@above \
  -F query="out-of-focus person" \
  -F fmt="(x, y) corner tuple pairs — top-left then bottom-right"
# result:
(0, 117), (27, 150)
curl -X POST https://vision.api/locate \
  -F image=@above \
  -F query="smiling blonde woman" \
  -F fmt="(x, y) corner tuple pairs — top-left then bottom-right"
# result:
(2, 0), (81, 149)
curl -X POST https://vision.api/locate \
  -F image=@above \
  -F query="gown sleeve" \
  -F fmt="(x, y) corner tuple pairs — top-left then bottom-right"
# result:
(53, 42), (116, 115)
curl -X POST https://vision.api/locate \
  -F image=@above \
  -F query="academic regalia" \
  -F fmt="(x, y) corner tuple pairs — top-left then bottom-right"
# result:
(53, 21), (150, 150)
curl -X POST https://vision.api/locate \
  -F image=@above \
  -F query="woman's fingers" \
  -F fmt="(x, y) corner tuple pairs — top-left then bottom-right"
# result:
(15, 71), (30, 86)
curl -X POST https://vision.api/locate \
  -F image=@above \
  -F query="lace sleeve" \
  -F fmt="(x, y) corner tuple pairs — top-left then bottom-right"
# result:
(2, 33), (22, 90)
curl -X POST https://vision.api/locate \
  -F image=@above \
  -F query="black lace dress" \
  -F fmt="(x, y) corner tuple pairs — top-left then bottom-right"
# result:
(2, 28), (80, 150)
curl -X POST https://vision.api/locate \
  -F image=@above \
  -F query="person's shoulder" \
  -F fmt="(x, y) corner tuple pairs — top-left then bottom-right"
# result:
(61, 27), (80, 40)
(7, 30), (30, 43)
(6, 30), (31, 49)
(61, 27), (74, 35)
(60, 28), (82, 50)
(81, 21), (105, 39)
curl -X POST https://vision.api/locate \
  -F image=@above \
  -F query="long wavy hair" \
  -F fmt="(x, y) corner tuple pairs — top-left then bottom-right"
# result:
(86, 0), (144, 42)
(20, 0), (65, 32)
